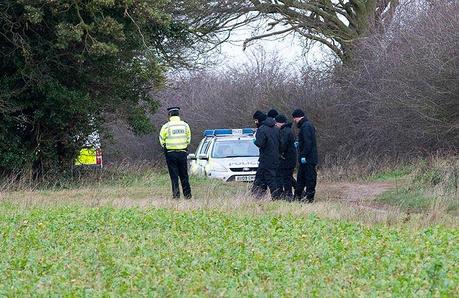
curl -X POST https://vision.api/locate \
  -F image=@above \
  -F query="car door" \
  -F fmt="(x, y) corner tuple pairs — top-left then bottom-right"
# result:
(189, 138), (205, 175)
(196, 138), (212, 176)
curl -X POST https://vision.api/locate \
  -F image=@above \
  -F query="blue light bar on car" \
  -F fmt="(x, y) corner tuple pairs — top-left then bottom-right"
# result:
(242, 128), (255, 135)
(203, 128), (255, 137)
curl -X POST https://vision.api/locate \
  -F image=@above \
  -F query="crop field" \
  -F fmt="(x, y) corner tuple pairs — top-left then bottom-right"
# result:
(0, 170), (458, 296)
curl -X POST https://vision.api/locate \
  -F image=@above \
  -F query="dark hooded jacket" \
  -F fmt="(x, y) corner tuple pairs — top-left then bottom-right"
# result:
(297, 117), (318, 165)
(279, 123), (297, 169)
(254, 117), (280, 169)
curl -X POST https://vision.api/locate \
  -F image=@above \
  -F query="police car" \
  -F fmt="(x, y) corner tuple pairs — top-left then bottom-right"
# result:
(188, 129), (259, 182)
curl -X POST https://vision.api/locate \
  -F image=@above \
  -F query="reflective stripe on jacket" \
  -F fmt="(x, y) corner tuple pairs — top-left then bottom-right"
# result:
(159, 116), (191, 150)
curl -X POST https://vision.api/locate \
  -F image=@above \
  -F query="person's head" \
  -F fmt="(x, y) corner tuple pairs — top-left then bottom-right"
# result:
(275, 114), (287, 128)
(167, 107), (180, 118)
(253, 110), (267, 128)
(291, 109), (305, 124)
(267, 109), (279, 119)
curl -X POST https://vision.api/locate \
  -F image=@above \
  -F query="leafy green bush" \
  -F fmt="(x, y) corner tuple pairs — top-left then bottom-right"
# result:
(0, 0), (195, 175)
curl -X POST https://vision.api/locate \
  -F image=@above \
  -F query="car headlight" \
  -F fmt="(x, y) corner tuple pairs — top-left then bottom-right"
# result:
(209, 162), (228, 172)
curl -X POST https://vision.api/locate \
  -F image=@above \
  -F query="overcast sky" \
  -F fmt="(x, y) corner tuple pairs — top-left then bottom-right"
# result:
(209, 28), (333, 70)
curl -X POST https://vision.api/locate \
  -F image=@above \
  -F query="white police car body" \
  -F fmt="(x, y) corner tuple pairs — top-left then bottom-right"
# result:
(188, 129), (259, 182)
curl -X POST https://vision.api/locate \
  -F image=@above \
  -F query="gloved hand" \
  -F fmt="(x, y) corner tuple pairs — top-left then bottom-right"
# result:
(300, 157), (307, 164)
(294, 141), (299, 149)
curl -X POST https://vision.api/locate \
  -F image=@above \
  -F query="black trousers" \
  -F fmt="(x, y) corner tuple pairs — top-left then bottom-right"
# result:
(278, 168), (295, 199)
(252, 168), (280, 199)
(165, 151), (192, 199)
(294, 164), (317, 202)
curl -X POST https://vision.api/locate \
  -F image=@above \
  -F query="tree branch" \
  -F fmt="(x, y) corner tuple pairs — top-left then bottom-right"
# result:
(243, 25), (297, 50)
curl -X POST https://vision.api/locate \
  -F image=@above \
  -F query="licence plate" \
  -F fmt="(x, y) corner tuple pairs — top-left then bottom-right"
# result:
(235, 175), (255, 182)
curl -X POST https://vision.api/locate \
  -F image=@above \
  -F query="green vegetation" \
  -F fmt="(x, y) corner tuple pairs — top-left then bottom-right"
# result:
(1, 160), (457, 295)
(376, 158), (458, 213)
(0, 0), (456, 294)
(370, 167), (412, 182)
(0, 0), (196, 175)
(0, 206), (457, 296)
(377, 189), (435, 211)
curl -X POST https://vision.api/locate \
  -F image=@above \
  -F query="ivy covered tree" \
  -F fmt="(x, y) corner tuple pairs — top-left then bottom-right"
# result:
(0, 0), (197, 176)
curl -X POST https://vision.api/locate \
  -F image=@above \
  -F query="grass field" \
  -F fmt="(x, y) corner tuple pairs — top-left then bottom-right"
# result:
(0, 206), (457, 296)
(0, 165), (458, 296)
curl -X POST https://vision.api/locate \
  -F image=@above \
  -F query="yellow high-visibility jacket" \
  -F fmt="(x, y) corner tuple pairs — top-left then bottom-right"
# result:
(75, 148), (97, 165)
(159, 116), (191, 150)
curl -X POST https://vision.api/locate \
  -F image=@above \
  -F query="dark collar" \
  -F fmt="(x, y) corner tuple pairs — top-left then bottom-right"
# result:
(297, 118), (306, 128)
(281, 122), (293, 129)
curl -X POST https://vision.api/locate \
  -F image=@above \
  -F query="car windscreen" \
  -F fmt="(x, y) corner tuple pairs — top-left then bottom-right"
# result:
(211, 139), (259, 158)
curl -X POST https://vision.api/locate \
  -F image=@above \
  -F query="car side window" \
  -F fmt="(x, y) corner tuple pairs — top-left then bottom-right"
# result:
(198, 138), (212, 156)
(195, 139), (205, 155)
(200, 140), (211, 155)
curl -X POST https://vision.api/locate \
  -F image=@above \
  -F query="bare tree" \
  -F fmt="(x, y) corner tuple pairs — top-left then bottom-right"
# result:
(337, 0), (459, 156)
(104, 1), (458, 166)
(181, 0), (400, 63)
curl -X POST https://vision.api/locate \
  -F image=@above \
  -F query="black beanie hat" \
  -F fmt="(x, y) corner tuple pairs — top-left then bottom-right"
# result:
(253, 110), (267, 122)
(275, 114), (287, 123)
(267, 109), (279, 118)
(292, 109), (305, 118)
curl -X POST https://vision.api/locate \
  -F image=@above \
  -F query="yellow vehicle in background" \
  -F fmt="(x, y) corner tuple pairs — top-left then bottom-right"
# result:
(74, 132), (103, 168)
(75, 147), (103, 168)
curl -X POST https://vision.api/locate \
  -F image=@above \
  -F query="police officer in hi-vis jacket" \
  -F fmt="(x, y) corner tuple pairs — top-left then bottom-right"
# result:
(159, 107), (192, 199)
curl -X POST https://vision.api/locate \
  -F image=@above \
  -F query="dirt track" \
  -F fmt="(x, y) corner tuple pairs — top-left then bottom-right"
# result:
(318, 181), (395, 212)
(333, 182), (394, 202)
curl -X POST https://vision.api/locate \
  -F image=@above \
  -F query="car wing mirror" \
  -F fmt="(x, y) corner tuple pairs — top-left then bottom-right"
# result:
(198, 154), (209, 160)
(187, 154), (196, 160)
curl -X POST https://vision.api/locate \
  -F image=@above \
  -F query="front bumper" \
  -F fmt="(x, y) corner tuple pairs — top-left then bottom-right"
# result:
(207, 171), (257, 182)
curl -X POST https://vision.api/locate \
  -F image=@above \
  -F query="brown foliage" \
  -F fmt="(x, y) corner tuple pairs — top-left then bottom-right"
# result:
(105, 2), (458, 166)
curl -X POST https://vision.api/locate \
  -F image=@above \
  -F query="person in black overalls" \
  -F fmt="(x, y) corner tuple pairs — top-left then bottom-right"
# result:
(275, 114), (297, 200)
(252, 111), (281, 199)
(292, 109), (318, 203)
